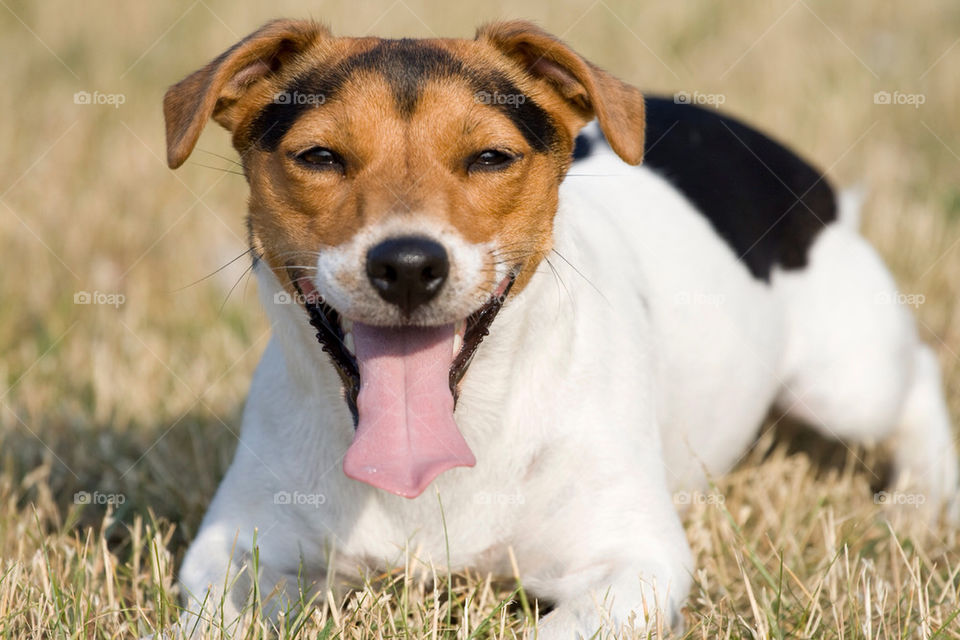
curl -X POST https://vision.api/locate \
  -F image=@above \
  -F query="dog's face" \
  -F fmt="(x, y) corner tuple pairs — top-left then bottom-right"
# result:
(244, 37), (572, 328)
(164, 19), (644, 497)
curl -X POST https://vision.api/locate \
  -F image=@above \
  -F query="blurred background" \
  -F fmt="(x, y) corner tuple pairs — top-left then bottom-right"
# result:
(1, 0), (958, 636)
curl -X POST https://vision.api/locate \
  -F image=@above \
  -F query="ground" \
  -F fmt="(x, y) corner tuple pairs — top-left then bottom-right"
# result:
(1, 0), (959, 637)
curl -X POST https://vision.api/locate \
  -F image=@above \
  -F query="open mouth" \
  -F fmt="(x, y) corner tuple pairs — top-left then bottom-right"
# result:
(295, 270), (517, 497)
(299, 272), (516, 420)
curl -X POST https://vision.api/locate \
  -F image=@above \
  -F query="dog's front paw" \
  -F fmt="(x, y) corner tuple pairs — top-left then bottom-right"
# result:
(536, 604), (668, 640)
(535, 610), (588, 640)
(535, 572), (683, 639)
(888, 436), (959, 524)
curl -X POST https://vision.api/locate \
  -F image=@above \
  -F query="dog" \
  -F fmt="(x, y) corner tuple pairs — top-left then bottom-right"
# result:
(162, 18), (958, 638)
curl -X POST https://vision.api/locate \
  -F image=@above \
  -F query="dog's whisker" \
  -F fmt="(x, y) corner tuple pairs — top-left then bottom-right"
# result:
(543, 255), (573, 308)
(197, 148), (244, 168)
(256, 262), (320, 278)
(492, 247), (538, 257)
(489, 250), (542, 263)
(490, 238), (550, 253)
(271, 250), (324, 262)
(173, 247), (257, 293)
(550, 248), (608, 305)
(218, 259), (257, 314)
(189, 161), (245, 177)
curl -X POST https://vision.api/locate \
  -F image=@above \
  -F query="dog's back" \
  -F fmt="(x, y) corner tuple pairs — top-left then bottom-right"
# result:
(564, 101), (955, 500)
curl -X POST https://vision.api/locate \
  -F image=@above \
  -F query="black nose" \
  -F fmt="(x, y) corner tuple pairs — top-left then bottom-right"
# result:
(366, 236), (449, 315)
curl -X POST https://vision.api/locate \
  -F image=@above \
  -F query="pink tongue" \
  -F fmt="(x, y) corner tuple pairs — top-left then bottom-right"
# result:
(343, 322), (475, 498)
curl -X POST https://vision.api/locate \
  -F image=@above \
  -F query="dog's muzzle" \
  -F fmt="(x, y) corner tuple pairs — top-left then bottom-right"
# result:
(298, 259), (516, 498)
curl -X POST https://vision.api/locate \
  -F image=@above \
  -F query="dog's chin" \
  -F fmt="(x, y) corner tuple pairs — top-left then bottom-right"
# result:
(298, 272), (516, 424)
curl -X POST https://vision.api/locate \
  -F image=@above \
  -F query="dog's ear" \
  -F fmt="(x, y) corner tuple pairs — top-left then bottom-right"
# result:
(478, 20), (645, 165)
(163, 19), (328, 169)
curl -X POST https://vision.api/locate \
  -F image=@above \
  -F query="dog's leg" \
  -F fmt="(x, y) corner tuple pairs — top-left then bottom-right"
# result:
(175, 525), (319, 638)
(534, 560), (689, 639)
(887, 344), (959, 513)
(773, 217), (958, 515)
(515, 473), (693, 639)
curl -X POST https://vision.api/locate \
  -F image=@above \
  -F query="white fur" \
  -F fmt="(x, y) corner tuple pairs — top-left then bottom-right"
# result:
(176, 125), (958, 638)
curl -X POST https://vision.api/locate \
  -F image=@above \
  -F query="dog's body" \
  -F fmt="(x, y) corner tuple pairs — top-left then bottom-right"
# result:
(163, 20), (958, 637)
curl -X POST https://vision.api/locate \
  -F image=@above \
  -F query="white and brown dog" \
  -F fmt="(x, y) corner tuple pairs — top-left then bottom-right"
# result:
(163, 19), (958, 637)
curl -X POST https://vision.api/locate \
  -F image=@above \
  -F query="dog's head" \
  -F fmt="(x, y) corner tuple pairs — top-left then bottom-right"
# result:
(164, 19), (644, 497)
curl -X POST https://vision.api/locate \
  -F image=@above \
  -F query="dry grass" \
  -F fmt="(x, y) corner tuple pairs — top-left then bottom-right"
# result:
(1, 0), (959, 637)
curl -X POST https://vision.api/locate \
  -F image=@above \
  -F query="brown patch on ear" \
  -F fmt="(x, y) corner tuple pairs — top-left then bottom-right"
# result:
(477, 20), (645, 165)
(163, 19), (328, 169)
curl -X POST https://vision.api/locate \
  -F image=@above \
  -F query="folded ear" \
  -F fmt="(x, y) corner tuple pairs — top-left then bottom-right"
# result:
(477, 20), (645, 165)
(163, 19), (328, 169)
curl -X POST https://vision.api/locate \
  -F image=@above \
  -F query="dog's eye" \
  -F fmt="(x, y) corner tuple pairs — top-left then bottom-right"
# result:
(294, 147), (345, 172)
(468, 149), (518, 172)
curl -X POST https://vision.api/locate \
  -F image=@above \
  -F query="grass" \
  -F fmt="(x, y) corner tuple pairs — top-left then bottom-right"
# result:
(1, 0), (959, 637)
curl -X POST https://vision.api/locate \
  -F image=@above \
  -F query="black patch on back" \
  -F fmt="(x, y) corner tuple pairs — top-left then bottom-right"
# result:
(633, 97), (837, 281)
(248, 40), (557, 153)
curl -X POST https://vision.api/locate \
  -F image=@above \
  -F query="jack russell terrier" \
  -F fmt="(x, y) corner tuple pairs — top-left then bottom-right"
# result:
(162, 18), (958, 637)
